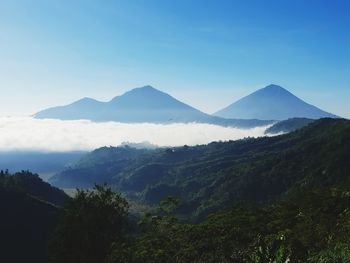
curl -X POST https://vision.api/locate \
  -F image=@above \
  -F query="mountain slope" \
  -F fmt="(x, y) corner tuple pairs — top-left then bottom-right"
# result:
(215, 84), (337, 120)
(34, 97), (104, 120)
(51, 118), (350, 219)
(0, 171), (69, 262)
(34, 86), (272, 128)
(265, 118), (315, 134)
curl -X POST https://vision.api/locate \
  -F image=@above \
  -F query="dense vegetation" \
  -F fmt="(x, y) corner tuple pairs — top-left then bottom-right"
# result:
(52, 118), (350, 220)
(48, 185), (350, 263)
(0, 171), (68, 263)
(49, 185), (129, 263)
(264, 118), (315, 134)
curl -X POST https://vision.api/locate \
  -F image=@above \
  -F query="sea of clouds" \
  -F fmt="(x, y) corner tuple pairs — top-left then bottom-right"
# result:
(0, 117), (272, 152)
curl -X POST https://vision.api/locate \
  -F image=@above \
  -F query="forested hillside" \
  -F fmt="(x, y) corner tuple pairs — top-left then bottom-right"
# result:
(0, 171), (68, 263)
(264, 118), (315, 134)
(49, 185), (350, 262)
(51, 118), (350, 220)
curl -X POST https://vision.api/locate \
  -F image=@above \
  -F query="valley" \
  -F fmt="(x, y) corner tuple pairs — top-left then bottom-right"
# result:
(2, 118), (350, 262)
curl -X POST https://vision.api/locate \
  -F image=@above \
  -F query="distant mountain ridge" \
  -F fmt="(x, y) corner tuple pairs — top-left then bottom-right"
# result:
(34, 85), (272, 128)
(215, 84), (338, 120)
(34, 85), (211, 123)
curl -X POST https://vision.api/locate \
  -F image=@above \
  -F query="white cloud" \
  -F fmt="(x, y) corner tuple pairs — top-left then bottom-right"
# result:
(0, 117), (271, 152)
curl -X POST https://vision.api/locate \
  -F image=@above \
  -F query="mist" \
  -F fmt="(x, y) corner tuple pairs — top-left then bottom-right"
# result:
(0, 117), (271, 152)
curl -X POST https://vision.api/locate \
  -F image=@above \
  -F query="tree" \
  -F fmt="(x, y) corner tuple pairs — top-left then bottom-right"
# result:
(49, 185), (129, 263)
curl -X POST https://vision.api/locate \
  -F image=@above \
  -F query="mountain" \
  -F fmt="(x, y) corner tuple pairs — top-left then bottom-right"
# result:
(35, 86), (205, 123)
(34, 86), (272, 128)
(51, 118), (350, 220)
(215, 84), (338, 120)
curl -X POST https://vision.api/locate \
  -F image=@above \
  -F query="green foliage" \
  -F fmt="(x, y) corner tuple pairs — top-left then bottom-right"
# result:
(0, 170), (67, 263)
(107, 188), (350, 263)
(158, 196), (181, 215)
(308, 243), (350, 263)
(49, 185), (129, 263)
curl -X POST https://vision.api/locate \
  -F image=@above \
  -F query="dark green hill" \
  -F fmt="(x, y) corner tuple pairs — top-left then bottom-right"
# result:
(0, 171), (69, 263)
(265, 118), (315, 134)
(51, 118), (350, 219)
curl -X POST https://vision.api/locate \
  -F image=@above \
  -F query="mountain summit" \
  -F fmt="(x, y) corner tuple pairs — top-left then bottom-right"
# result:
(214, 84), (337, 120)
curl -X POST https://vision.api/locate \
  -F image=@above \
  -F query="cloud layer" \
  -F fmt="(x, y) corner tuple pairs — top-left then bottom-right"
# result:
(0, 117), (271, 152)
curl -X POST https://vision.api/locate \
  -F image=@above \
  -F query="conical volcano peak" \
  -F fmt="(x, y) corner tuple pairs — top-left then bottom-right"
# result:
(264, 84), (284, 90)
(109, 85), (163, 103)
(117, 85), (165, 98)
(215, 84), (337, 120)
(140, 85), (156, 90)
(130, 85), (159, 93)
(256, 84), (293, 97)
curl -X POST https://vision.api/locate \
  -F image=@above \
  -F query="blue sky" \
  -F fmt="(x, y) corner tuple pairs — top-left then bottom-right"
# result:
(0, 0), (349, 117)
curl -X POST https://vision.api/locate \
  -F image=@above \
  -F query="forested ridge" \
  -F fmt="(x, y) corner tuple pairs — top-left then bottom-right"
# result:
(264, 117), (315, 134)
(52, 118), (350, 220)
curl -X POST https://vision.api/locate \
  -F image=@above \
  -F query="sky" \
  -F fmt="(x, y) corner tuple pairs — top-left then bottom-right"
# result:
(0, 0), (349, 117)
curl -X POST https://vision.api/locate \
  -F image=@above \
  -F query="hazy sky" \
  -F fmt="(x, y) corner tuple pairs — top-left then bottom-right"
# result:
(0, 0), (349, 117)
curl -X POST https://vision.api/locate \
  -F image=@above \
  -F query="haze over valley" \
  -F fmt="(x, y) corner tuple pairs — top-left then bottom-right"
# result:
(0, 116), (271, 152)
